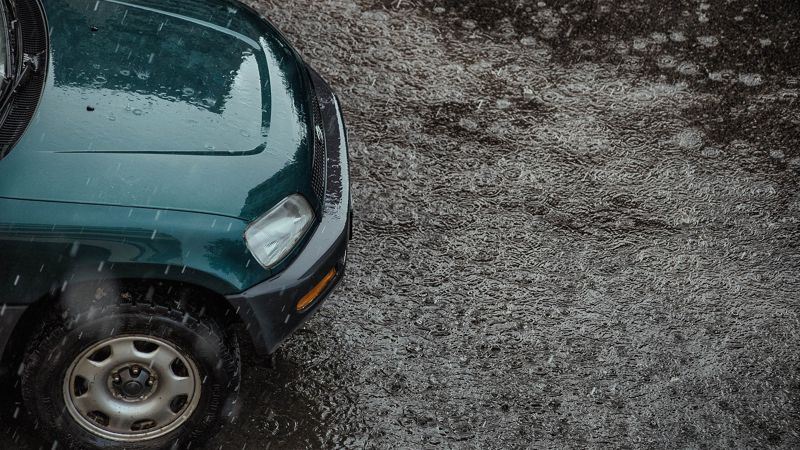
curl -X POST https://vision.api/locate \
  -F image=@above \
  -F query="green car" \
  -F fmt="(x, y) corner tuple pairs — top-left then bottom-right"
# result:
(0, 0), (351, 447)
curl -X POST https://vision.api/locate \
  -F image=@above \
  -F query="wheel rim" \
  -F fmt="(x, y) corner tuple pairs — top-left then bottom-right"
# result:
(63, 335), (202, 442)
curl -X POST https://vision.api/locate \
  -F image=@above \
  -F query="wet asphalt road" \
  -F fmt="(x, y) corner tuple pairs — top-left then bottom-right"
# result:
(3, 0), (800, 448)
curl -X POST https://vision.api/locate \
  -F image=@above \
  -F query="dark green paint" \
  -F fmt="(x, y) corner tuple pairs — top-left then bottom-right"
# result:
(0, 0), (316, 220)
(0, 197), (268, 299)
(0, 0), (320, 301)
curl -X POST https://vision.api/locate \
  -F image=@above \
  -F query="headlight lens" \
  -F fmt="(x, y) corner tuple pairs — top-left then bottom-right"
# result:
(245, 194), (315, 269)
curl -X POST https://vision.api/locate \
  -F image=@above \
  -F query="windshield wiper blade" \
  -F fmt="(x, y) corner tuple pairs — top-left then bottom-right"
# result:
(0, 50), (41, 106)
(12, 51), (36, 82)
(0, 0), (42, 127)
(3, 0), (17, 59)
(0, 0), (20, 103)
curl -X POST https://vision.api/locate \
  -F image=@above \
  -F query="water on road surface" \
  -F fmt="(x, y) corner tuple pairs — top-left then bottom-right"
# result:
(3, 0), (799, 448)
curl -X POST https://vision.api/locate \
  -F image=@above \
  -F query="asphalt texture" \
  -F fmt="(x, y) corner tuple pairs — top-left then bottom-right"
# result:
(3, 0), (800, 448)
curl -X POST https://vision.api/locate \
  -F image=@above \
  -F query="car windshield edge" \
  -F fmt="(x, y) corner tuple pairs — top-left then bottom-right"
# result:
(0, 0), (20, 103)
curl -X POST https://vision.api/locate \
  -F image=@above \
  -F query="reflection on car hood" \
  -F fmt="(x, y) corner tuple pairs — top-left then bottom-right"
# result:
(0, 0), (316, 221)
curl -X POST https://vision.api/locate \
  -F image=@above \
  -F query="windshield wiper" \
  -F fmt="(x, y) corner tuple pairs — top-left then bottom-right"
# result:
(3, 0), (17, 65)
(0, 0), (43, 127)
(0, 51), (43, 127)
(0, 0), (20, 106)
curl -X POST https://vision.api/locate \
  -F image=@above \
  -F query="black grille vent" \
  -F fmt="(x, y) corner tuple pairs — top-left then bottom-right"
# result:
(0, 0), (48, 159)
(311, 94), (326, 204)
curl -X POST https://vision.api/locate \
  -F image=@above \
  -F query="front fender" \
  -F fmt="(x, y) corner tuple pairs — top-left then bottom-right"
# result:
(0, 198), (269, 305)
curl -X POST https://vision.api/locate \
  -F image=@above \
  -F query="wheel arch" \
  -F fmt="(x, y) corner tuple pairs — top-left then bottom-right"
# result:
(1, 277), (246, 375)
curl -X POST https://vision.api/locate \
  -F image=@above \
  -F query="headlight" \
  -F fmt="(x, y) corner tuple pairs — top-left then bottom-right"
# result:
(245, 194), (315, 269)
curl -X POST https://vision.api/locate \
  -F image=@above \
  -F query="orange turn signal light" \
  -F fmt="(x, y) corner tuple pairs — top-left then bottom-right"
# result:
(296, 268), (337, 311)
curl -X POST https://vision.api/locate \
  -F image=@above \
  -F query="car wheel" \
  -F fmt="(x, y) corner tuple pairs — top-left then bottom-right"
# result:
(20, 302), (239, 449)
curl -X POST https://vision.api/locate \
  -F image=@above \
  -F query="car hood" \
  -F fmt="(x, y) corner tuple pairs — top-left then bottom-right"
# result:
(0, 0), (315, 221)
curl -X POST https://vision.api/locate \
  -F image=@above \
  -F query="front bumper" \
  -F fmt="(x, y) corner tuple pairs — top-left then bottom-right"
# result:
(226, 69), (351, 356)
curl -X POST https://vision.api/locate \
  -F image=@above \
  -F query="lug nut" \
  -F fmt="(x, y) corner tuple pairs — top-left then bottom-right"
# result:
(146, 376), (155, 386)
(131, 365), (140, 376)
(112, 373), (121, 384)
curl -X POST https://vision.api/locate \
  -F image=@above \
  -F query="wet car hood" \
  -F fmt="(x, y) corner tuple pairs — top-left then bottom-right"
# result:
(0, 0), (315, 221)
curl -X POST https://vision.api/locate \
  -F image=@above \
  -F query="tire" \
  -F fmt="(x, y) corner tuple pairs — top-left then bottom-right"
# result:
(20, 301), (240, 449)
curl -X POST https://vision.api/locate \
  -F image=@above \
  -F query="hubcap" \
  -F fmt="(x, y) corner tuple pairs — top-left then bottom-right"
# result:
(111, 364), (157, 400)
(63, 335), (201, 442)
